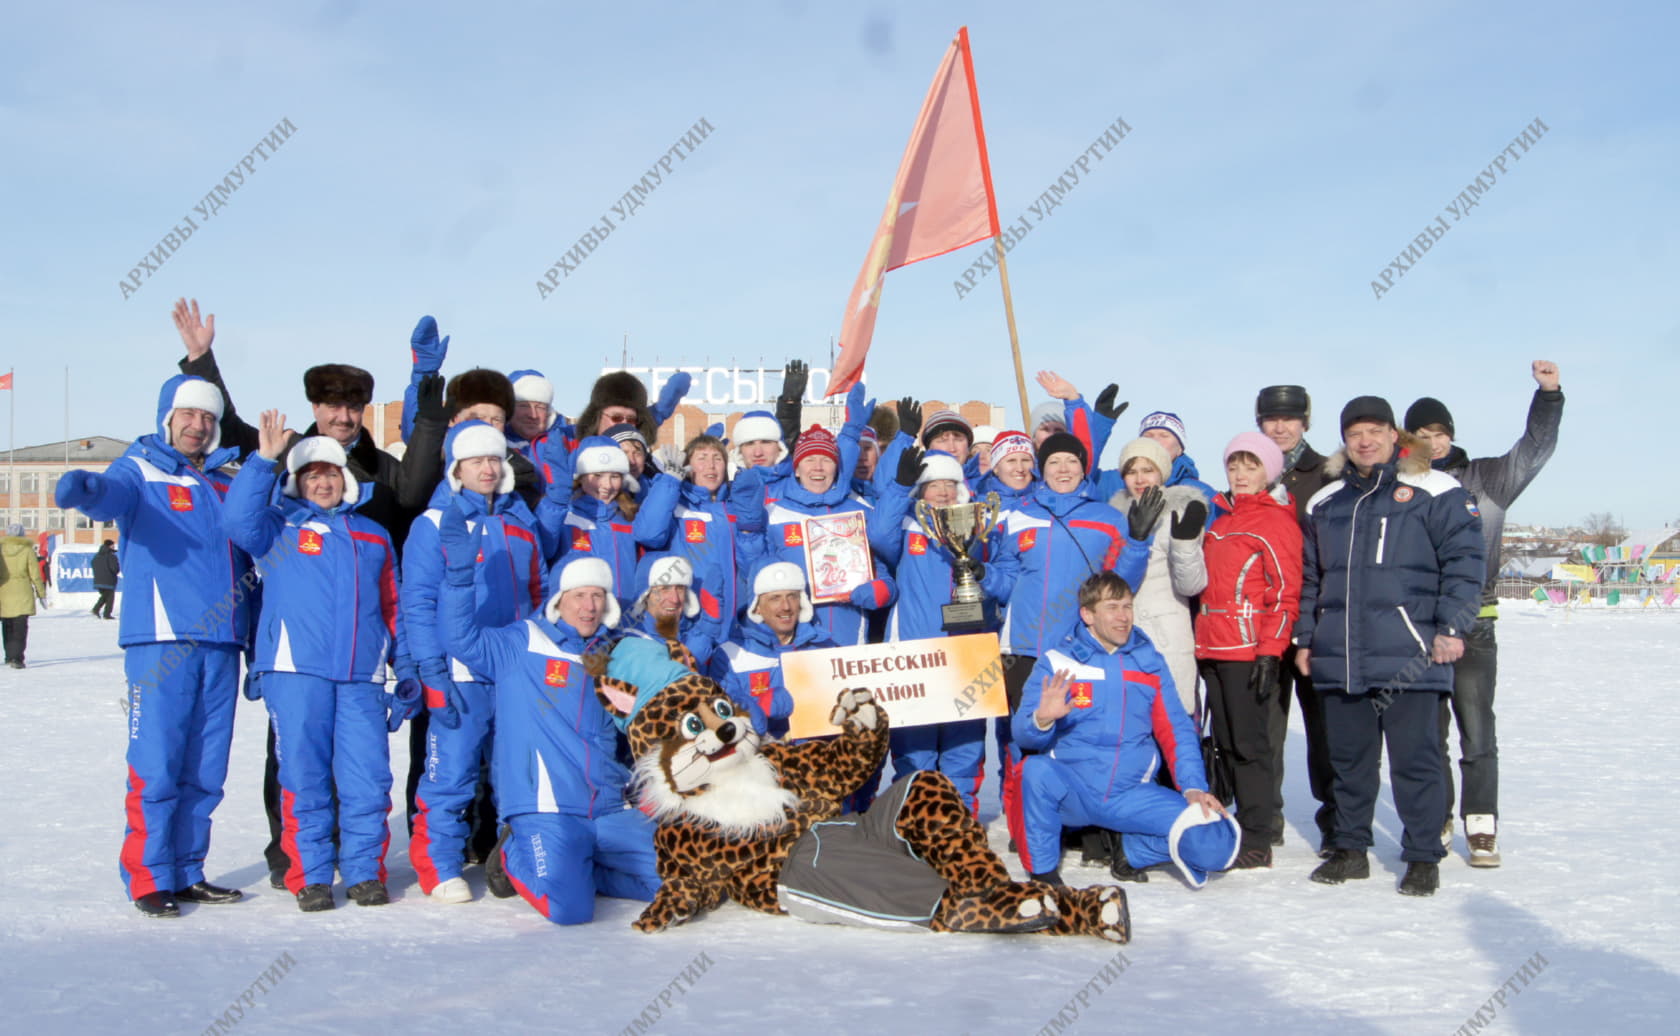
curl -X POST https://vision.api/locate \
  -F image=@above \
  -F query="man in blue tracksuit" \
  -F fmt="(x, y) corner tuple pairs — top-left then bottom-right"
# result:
(56, 374), (253, 917)
(224, 419), (413, 911)
(709, 561), (838, 738)
(626, 554), (719, 669)
(1014, 572), (1239, 887)
(440, 522), (658, 925)
(1297, 396), (1485, 897)
(403, 421), (547, 903)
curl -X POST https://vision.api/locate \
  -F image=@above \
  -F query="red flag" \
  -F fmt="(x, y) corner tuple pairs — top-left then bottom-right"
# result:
(0, 373), (11, 390)
(830, 27), (1001, 394)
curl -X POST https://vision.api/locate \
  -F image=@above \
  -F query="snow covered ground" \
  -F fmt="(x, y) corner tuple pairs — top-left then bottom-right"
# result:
(2, 601), (1677, 1035)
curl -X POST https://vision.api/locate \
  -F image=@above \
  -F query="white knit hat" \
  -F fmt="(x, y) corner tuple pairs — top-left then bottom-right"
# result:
(916, 450), (971, 504)
(749, 562), (813, 624)
(284, 436), (359, 505)
(446, 421), (515, 494)
(634, 555), (699, 619)
(167, 378), (226, 453)
(545, 555), (620, 629)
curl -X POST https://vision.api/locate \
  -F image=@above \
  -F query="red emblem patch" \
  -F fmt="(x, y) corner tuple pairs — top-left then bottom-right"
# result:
(545, 659), (570, 686)
(749, 670), (772, 692)
(166, 485), (193, 512)
(1393, 486), (1414, 503)
(783, 524), (803, 547)
(297, 529), (323, 555)
(1017, 529), (1037, 552)
(908, 533), (928, 556)
(571, 528), (593, 552)
(685, 519), (707, 544)
(1070, 681), (1094, 709)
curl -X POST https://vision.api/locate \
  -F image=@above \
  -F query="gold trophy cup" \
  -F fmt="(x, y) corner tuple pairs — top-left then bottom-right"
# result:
(914, 492), (1002, 632)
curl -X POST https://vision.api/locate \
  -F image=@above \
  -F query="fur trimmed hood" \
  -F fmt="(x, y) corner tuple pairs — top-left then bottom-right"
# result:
(1323, 429), (1431, 480)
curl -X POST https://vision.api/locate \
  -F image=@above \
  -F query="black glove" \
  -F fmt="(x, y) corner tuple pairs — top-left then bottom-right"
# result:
(1094, 384), (1129, 421)
(896, 445), (926, 488)
(1249, 655), (1281, 704)
(415, 372), (449, 425)
(779, 359), (809, 403)
(1127, 485), (1166, 540)
(1170, 499), (1207, 540)
(897, 396), (922, 439)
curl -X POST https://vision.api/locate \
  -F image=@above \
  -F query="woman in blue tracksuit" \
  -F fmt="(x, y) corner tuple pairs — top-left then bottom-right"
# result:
(873, 450), (1015, 815)
(751, 424), (897, 647)
(631, 433), (742, 641)
(708, 561), (837, 738)
(1014, 572), (1239, 888)
(439, 516), (659, 925)
(223, 412), (413, 912)
(403, 420), (547, 903)
(558, 436), (641, 618)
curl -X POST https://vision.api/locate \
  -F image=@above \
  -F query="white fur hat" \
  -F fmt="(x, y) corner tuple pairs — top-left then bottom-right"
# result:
(916, 450), (971, 504)
(545, 555), (620, 629)
(575, 441), (630, 476)
(167, 377), (226, 453)
(749, 561), (813, 624)
(732, 411), (782, 446)
(509, 369), (555, 407)
(634, 555), (699, 619)
(285, 436), (359, 505)
(446, 421), (515, 495)
(972, 424), (998, 446)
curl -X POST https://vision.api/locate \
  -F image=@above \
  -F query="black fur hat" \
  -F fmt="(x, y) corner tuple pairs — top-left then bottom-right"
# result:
(303, 364), (374, 407)
(577, 370), (655, 442)
(445, 368), (517, 423)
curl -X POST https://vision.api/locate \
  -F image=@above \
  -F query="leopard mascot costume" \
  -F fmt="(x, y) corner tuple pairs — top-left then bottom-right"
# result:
(594, 635), (1128, 941)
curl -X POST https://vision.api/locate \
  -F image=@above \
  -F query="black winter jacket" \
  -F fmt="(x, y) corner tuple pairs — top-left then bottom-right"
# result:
(92, 544), (120, 589)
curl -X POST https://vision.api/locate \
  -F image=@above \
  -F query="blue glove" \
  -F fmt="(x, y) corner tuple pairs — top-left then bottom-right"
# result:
(538, 428), (574, 496)
(653, 371), (693, 426)
(421, 660), (466, 729)
(56, 470), (101, 509)
(242, 670), (264, 702)
(843, 382), (872, 435)
(392, 653), (419, 685)
(704, 422), (725, 440)
(410, 315), (449, 374)
(437, 501), (477, 586)
(385, 678), (423, 732)
(849, 578), (893, 609)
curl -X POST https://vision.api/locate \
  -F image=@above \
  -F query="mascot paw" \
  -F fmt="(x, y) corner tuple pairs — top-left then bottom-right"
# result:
(830, 688), (881, 731)
(938, 882), (1061, 935)
(633, 911), (676, 934)
(1092, 885), (1130, 944)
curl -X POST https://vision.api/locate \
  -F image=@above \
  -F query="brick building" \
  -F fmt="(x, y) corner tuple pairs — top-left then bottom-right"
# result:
(3, 436), (130, 546)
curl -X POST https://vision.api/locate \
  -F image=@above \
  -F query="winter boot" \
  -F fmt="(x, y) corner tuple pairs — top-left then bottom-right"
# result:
(1028, 869), (1064, 888)
(1398, 861), (1440, 896)
(134, 891), (180, 918)
(1232, 844), (1273, 870)
(175, 881), (243, 904)
(1080, 829), (1119, 867)
(296, 884), (335, 912)
(429, 877), (473, 904)
(1107, 835), (1150, 883)
(484, 826), (516, 899)
(347, 880), (389, 906)
(1310, 849), (1370, 885)
(1465, 814), (1501, 868)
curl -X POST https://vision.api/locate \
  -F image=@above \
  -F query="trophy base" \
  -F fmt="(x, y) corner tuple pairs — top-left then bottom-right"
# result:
(941, 599), (997, 635)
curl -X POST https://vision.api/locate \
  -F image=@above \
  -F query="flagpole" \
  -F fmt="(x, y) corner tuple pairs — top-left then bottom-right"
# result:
(7, 368), (14, 529)
(991, 241), (1031, 428)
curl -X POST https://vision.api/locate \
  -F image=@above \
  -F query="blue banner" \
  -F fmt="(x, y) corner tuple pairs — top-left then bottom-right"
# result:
(53, 550), (119, 593)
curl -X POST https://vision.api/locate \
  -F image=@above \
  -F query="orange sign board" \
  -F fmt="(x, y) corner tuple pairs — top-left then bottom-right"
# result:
(780, 633), (1007, 739)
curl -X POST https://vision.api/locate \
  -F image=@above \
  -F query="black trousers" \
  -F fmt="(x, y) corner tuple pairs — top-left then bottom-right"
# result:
(1322, 688), (1448, 863)
(1201, 660), (1279, 849)
(1271, 645), (1336, 843)
(2, 616), (28, 663)
(92, 588), (116, 618)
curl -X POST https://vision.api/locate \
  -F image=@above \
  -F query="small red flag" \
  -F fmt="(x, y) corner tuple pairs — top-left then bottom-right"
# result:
(0, 373), (12, 391)
(830, 27), (1001, 394)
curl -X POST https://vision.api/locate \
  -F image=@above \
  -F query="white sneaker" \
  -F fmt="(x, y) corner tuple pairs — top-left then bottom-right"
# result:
(430, 877), (473, 903)
(1441, 818), (1453, 850)
(1465, 814), (1500, 868)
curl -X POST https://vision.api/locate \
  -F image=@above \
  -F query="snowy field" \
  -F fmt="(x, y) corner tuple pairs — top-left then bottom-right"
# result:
(2, 601), (1677, 1035)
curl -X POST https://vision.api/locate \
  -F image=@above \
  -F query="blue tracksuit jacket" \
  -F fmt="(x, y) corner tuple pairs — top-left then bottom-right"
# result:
(709, 619), (837, 737)
(632, 474), (744, 638)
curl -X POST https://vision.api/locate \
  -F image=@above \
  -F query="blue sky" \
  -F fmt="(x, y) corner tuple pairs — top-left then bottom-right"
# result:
(3, 1), (1675, 527)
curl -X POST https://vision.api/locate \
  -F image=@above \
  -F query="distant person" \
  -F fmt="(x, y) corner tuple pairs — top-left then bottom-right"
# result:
(2, 523), (48, 668)
(1405, 360), (1563, 868)
(91, 539), (120, 619)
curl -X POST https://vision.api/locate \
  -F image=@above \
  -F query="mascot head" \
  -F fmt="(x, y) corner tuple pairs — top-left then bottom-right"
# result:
(593, 635), (795, 832)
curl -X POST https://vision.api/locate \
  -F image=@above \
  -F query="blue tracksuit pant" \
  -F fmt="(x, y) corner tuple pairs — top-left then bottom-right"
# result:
(501, 808), (661, 925)
(265, 673), (392, 892)
(410, 680), (496, 892)
(119, 643), (240, 900)
(1021, 754), (1238, 884)
(889, 719), (986, 815)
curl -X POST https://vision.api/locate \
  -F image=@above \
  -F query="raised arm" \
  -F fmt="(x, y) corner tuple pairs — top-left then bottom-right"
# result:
(173, 297), (261, 458)
(220, 410), (291, 558)
(1470, 361), (1564, 509)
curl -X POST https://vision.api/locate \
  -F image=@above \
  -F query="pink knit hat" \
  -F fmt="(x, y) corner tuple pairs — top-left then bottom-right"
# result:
(1223, 431), (1285, 486)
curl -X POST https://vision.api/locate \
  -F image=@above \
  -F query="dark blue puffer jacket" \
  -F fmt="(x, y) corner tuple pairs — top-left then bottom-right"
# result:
(1296, 443), (1485, 695)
